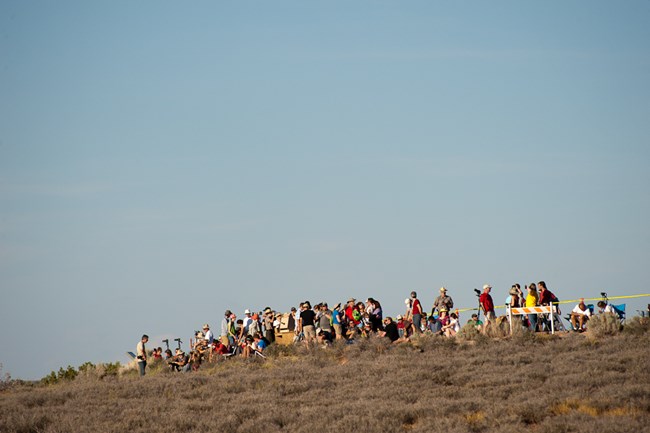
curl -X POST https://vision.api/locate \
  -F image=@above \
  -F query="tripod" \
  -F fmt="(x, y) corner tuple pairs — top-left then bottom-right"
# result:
(473, 288), (482, 321)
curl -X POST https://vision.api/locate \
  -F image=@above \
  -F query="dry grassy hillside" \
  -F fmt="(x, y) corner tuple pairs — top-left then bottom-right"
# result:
(2, 324), (649, 433)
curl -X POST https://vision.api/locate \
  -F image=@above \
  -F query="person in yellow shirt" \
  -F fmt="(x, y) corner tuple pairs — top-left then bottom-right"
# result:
(526, 284), (539, 331)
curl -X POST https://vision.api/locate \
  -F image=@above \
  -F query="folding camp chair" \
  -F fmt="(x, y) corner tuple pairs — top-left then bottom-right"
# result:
(611, 304), (626, 324)
(565, 304), (594, 331)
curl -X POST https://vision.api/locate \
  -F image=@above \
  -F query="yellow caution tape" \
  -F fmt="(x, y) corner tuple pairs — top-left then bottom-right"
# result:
(450, 293), (650, 314)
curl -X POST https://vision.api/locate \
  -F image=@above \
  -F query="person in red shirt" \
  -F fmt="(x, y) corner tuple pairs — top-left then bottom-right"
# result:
(538, 281), (560, 332)
(344, 298), (360, 327)
(410, 291), (423, 333)
(479, 284), (496, 329)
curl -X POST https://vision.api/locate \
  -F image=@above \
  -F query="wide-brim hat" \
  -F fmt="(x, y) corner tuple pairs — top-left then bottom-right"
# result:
(264, 307), (272, 314)
(334, 303), (341, 310)
(203, 323), (210, 329)
(440, 287), (447, 292)
(347, 298), (356, 303)
(509, 287), (518, 296)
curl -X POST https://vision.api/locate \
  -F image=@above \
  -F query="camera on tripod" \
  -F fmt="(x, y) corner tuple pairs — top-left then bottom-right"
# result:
(473, 288), (481, 297)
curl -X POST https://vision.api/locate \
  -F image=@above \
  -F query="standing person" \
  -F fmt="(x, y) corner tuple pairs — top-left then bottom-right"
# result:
(299, 301), (317, 346)
(220, 310), (232, 345)
(331, 303), (343, 339)
(136, 334), (149, 377)
(344, 298), (360, 327)
(263, 308), (275, 344)
(242, 309), (253, 335)
(538, 281), (560, 332)
(404, 298), (413, 321)
(288, 306), (297, 334)
(432, 287), (454, 316)
(410, 291), (423, 333)
(526, 284), (540, 331)
(318, 303), (333, 341)
(368, 298), (383, 332)
(479, 284), (496, 329)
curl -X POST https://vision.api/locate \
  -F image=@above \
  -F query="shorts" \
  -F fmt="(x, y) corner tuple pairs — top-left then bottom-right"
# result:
(303, 325), (316, 340)
(333, 324), (342, 337)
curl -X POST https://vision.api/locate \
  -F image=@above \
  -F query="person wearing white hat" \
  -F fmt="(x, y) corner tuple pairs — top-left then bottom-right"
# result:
(241, 309), (253, 339)
(432, 287), (454, 316)
(479, 284), (496, 329)
(202, 324), (214, 346)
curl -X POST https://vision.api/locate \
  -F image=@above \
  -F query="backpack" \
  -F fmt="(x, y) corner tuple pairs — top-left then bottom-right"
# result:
(352, 309), (361, 322)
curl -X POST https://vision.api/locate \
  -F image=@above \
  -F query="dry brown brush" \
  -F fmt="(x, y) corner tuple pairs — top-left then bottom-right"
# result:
(1, 330), (649, 433)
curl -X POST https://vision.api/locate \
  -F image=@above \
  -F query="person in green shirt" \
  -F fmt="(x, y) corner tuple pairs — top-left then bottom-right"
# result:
(467, 313), (483, 331)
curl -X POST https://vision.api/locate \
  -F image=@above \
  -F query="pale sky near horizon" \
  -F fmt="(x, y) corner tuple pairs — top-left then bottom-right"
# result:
(1, 1), (649, 380)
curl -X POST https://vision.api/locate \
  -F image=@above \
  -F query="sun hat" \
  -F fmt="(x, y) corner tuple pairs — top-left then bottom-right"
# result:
(483, 284), (492, 290)
(334, 303), (341, 310)
(347, 297), (356, 303)
(396, 314), (403, 320)
(404, 298), (411, 304)
(509, 287), (518, 296)
(264, 307), (272, 314)
(440, 287), (447, 292)
(440, 307), (448, 313)
(203, 324), (210, 329)
(244, 309), (251, 314)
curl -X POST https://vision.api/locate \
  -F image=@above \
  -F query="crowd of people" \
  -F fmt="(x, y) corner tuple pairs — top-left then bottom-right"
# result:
(134, 281), (627, 375)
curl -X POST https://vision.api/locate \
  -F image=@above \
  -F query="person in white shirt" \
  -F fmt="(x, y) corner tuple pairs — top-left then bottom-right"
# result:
(597, 301), (617, 316)
(570, 299), (591, 331)
(202, 324), (213, 345)
(136, 334), (149, 377)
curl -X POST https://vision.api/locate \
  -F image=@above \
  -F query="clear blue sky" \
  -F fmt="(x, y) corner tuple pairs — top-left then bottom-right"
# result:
(1, 1), (649, 379)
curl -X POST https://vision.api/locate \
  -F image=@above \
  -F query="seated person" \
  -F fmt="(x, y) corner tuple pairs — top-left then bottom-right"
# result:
(152, 347), (163, 360)
(212, 340), (230, 355)
(253, 333), (268, 351)
(426, 315), (439, 333)
(442, 312), (460, 337)
(597, 301), (616, 315)
(164, 349), (173, 360)
(241, 335), (255, 358)
(168, 348), (189, 372)
(189, 350), (202, 372)
(317, 329), (333, 345)
(570, 299), (591, 331)
(380, 317), (400, 342)
(396, 315), (407, 338)
(437, 309), (450, 335)
(466, 313), (483, 331)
